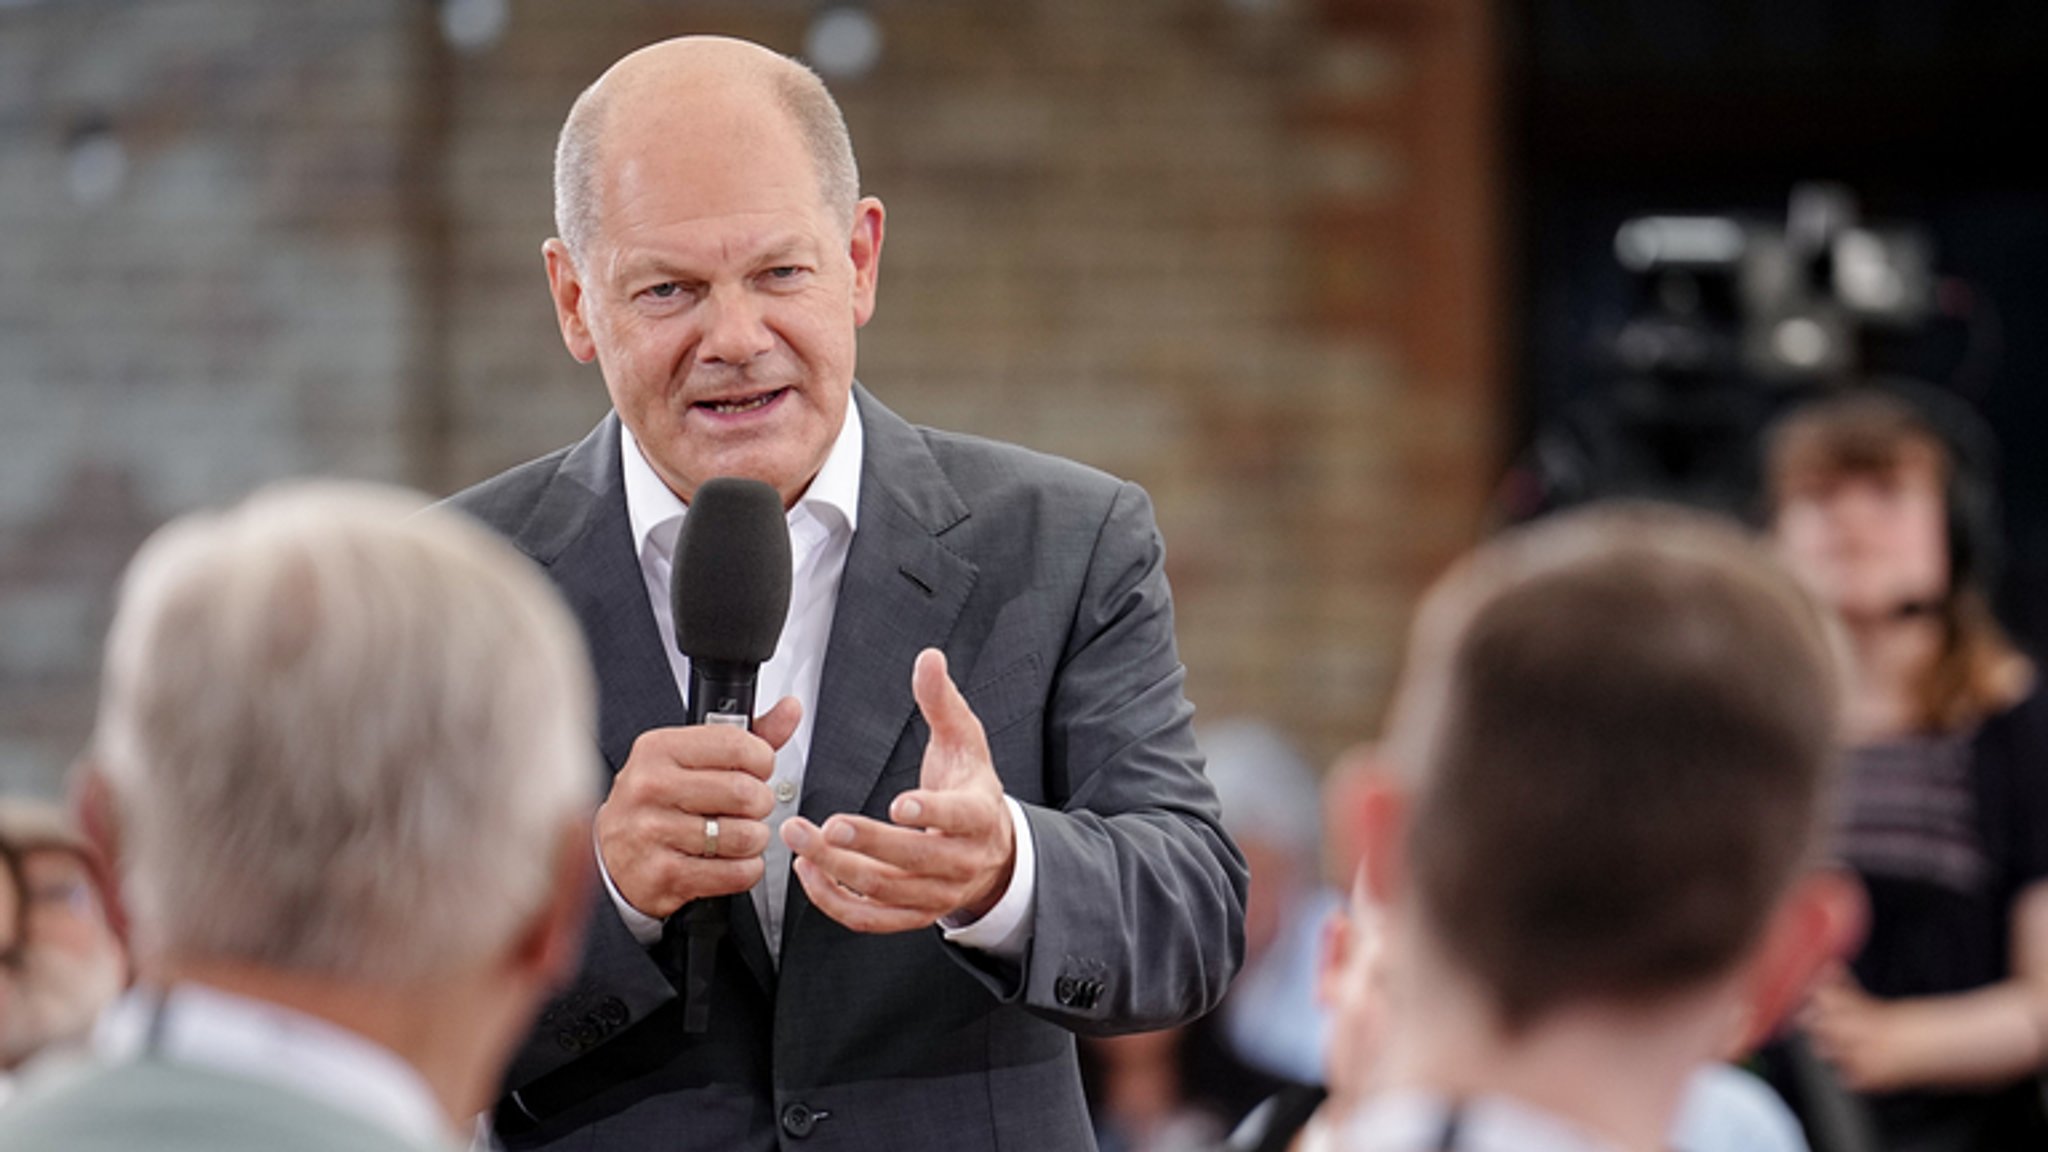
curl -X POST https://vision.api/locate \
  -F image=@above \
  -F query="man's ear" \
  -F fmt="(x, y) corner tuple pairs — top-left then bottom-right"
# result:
(1355, 774), (1411, 913)
(1315, 903), (1354, 1010)
(849, 197), (885, 328)
(69, 759), (132, 948)
(509, 813), (597, 990)
(543, 239), (599, 364)
(1731, 867), (1868, 1053)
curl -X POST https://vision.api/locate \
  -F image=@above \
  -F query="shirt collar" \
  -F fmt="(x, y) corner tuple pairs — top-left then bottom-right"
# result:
(1339, 1090), (1628, 1152)
(95, 983), (450, 1149)
(619, 398), (865, 559)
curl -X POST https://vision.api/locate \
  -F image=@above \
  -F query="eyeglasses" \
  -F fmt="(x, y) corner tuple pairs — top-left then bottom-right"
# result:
(27, 874), (98, 918)
(0, 841), (25, 972)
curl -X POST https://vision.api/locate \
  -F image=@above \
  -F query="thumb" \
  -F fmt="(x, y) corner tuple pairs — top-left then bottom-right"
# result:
(754, 696), (804, 751)
(913, 650), (985, 772)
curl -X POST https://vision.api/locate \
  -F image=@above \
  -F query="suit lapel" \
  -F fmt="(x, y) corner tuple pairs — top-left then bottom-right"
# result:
(524, 414), (778, 995)
(790, 389), (978, 933)
(521, 415), (689, 773)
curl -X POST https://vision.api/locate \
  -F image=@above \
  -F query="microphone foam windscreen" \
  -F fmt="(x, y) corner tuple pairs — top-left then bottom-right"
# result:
(670, 477), (793, 665)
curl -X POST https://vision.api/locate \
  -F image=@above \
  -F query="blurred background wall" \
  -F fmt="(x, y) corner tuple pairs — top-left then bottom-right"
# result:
(0, 0), (1500, 794)
(4, 1), (2045, 798)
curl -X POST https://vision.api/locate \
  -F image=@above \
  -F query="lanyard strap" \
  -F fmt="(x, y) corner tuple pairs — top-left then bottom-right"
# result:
(139, 986), (172, 1060)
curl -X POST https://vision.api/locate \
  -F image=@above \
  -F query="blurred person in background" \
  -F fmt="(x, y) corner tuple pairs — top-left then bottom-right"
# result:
(1767, 390), (2048, 1151)
(1204, 721), (1337, 1093)
(0, 483), (598, 1152)
(0, 799), (127, 1083)
(0, 841), (25, 1108)
(1230, 783), (1812, 1152)
(1331, 505), (1861, 1152)
(1082, 1027), (1231, 1152)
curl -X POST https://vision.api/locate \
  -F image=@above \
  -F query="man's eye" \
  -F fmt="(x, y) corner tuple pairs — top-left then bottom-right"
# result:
(768, 266), (802, 280)
(646, 282), (681, 299)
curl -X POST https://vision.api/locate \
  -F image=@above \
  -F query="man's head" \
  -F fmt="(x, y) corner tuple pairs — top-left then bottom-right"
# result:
(543, 36), (884, 508)
(86, 483), (597, 1001)
(1362, 505), (1853, 1041)
(0, 800), (125, 1067)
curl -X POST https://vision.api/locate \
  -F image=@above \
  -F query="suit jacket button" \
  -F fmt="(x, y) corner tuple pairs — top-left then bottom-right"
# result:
(554, 1029), (581, 1052)
(781, 1103), (817, 1138)
(598, 997), (628, 1027)
(1055, 975), (1080, 1006)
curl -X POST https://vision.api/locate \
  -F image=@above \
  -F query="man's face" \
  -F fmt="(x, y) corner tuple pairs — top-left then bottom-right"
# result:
(0, 847), (124, 1062)
(545, 101), (883, 507)
(19, 848), (116, 969)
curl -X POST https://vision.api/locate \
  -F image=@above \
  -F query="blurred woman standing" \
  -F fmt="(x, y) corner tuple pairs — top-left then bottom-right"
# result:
(1768, 390), (2048, 1152)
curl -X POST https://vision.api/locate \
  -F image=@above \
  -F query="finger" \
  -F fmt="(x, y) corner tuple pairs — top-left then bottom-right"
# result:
(783, 818), (965, 908)
(670, 770), (775, 822)
(754, 695), (803, 751)
(913, 649), (987, 776)
(668, 815), (771, 861)
(889, 789), (1002, 838)
(679, 855), (767, 899)
(644, 853), (766, 904)
(631, 725), (778, 781)
(793, 856), (939, 935)
(816, 813), (979, 883)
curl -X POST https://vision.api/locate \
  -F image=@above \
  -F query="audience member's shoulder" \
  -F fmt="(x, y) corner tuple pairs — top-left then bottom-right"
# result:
(1671, 1064), (1810, 1152)
(0, 1059), (446, 1152)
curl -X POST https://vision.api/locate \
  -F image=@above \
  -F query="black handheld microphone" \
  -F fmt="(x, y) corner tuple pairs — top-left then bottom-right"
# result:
(671, 477), (793, 726)
(667, 476), (791, 1034)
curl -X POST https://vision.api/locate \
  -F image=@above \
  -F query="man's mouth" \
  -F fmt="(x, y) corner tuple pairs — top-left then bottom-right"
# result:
(694, 388), (787, 415)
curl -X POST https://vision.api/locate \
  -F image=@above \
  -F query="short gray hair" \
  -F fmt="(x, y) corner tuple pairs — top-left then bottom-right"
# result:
(553, 54), (860, 259)
(93, 483), (598, 983)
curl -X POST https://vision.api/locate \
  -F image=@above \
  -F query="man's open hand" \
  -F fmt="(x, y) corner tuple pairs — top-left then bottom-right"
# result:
(782, 649), (1016, 934)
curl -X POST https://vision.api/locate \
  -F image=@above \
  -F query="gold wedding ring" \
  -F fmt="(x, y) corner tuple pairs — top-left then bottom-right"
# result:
(702, 817), (721, 859)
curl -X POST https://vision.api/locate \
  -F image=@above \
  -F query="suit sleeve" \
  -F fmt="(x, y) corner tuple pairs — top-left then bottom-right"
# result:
(499, 867), (680, 1092)
(953, 480), (1248, 1033)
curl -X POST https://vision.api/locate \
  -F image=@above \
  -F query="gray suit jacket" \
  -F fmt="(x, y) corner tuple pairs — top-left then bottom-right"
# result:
(0, 1060), (457, 1152)
(449, 386), (1246, 1151)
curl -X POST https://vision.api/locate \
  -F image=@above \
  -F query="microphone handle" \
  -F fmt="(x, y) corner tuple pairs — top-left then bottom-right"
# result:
(687, 661), (760, 727)
(678, 659), (759, 1034)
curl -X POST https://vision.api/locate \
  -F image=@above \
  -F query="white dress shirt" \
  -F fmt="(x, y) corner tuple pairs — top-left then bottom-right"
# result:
(600, 404), (1037, 961)
(94, 983), (450, 1149)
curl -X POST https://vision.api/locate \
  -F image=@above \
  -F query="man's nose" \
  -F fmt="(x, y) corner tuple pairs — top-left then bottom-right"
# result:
(698, 288), (775, 366)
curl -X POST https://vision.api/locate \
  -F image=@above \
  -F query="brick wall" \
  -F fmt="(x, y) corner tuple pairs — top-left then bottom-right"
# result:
(0, 0), (423, 792)
(0, 0), (1500, 796)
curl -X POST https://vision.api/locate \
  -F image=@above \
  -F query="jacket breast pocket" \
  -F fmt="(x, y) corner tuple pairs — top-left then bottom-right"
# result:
(964, 653), (1044, 740)
(967, 654), (1047, 804)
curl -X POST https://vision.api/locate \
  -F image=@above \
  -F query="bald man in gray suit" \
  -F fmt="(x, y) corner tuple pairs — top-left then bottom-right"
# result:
(449, 35), (1245, 1152)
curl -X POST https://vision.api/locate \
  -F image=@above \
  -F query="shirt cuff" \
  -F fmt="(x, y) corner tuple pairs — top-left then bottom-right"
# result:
(940, 796), (1037, 959)
(596, 830), (665, 947)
